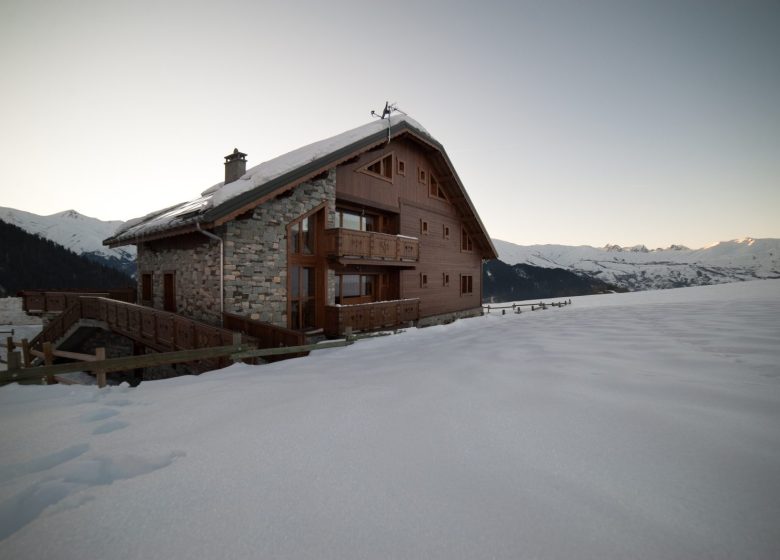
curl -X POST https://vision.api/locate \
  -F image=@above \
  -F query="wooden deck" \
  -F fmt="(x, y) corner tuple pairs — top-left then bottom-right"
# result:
(24, 295), (310, 376)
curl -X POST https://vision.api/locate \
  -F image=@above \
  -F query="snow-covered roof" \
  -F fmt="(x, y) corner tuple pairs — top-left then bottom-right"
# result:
(104, 114), (496, 259)
(106, 115), (431, 245)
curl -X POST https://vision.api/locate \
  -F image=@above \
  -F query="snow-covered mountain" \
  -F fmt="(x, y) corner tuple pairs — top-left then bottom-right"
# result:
(493, 237), (780, 291)
(0, 206), (136, 277)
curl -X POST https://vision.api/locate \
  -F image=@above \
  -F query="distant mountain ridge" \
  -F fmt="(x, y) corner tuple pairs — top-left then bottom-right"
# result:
(0, 206), (136, 277)
(493, 237), (780, 291)
(0, 220), (133, 296)
(483, 260), (624, 303)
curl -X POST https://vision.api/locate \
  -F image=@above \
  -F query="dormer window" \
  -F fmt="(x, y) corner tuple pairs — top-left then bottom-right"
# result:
(360, 153), (393, 182)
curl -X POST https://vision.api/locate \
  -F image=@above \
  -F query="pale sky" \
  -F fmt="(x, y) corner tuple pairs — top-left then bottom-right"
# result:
(1, 0), (778, 249)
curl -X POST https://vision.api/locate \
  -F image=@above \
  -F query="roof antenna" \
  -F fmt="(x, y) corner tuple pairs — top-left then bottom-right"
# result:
(370, 101), (408, 143)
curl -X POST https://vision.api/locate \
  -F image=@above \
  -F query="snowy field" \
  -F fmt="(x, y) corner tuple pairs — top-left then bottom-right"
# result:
(1, 281), (779, 559)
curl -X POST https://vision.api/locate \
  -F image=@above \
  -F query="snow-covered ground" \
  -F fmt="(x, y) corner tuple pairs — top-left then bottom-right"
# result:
(1, 281), (779, 559)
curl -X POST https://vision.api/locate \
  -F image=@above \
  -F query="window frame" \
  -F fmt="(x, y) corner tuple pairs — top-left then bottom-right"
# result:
(460, 274), (474, 296)
(428, 174), (448, 201)
(417, 166), (427, 185)
(358, 152), (394, 183)
(461, 227), (474, 252)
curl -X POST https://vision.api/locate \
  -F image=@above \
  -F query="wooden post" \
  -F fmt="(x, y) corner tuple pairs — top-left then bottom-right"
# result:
(42, 342), (55, 385)
(231, 332), (242, 364)
(5, 336), (13, 354)
(21, 339), (31, 368)
(7, 350), (21, 371)
(133, 341), (144, 383)
(95, 347), (107, 388)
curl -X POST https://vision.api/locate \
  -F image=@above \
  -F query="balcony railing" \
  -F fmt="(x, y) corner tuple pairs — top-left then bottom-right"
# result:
(19, 288), (137, 313)
(325, 299), (420, 336)
(324, 229), (419, 262)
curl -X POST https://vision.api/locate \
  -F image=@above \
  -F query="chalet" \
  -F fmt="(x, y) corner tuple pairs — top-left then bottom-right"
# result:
(104, 114), (497, 337)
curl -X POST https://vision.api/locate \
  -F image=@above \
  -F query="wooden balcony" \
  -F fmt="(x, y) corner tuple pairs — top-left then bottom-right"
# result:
(324, 229), (419, 263)
(325, 298), (420, 336)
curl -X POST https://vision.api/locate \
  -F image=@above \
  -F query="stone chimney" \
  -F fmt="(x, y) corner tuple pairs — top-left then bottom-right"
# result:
(224, 148), (247, 184)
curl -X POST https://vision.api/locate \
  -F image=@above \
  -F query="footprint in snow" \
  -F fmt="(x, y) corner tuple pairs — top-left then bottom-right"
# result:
(0, 444), (90, 484)
(0, 450), (185, 541)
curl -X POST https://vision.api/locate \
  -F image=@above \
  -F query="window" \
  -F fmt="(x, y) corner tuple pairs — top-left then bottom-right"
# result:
(461, 228), (473, 252)
(442, 273), (450, 287)
(397, 159), (406, 176)
(335, 209), (375, 232)
(418, 167), (427, 184)
(429, 174), (447, 200)
(335, 274), (375, 304)
(362, 153), (393, 181)
(288, 206), (325, 330)
(420, 219), (429, 235)
(420, 273), (428, 288)
(443, 225), (450, 240)
(290, 265), (316, 330)
(290, 213), (316, 254)
(141, 273), (153, 303)
(460, 275), (473, 295)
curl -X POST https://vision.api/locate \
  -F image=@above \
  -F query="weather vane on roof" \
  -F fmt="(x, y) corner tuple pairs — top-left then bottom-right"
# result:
(371, 101), (407, 119)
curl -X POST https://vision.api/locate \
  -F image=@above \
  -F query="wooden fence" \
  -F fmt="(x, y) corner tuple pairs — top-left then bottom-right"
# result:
(483, 299), (573, 315)
(1, 339), (357, 387)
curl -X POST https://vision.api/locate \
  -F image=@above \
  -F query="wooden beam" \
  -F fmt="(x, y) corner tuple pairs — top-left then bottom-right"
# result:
(95, 348), (107, 388)
(52, 349), (99, 362)
(230, 339), (352, 360)
(43, 342), (54, 385)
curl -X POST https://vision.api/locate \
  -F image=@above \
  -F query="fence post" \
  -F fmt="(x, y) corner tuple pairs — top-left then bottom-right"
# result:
(95, 347), (107, 388)
(5, 336), (13, 355)
(21, 339), (31, 367)
(7, 350), (21, 371)
(42, 342), (55, 385)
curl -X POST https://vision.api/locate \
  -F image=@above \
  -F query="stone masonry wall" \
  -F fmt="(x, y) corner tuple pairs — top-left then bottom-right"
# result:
(135, 170), (336, 328)
(136, 235), (222, 325)
(223, 170), (336, 326)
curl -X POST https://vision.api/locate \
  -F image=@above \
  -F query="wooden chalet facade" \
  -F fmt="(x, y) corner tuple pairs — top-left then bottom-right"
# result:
(104, 115), (497, 336)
